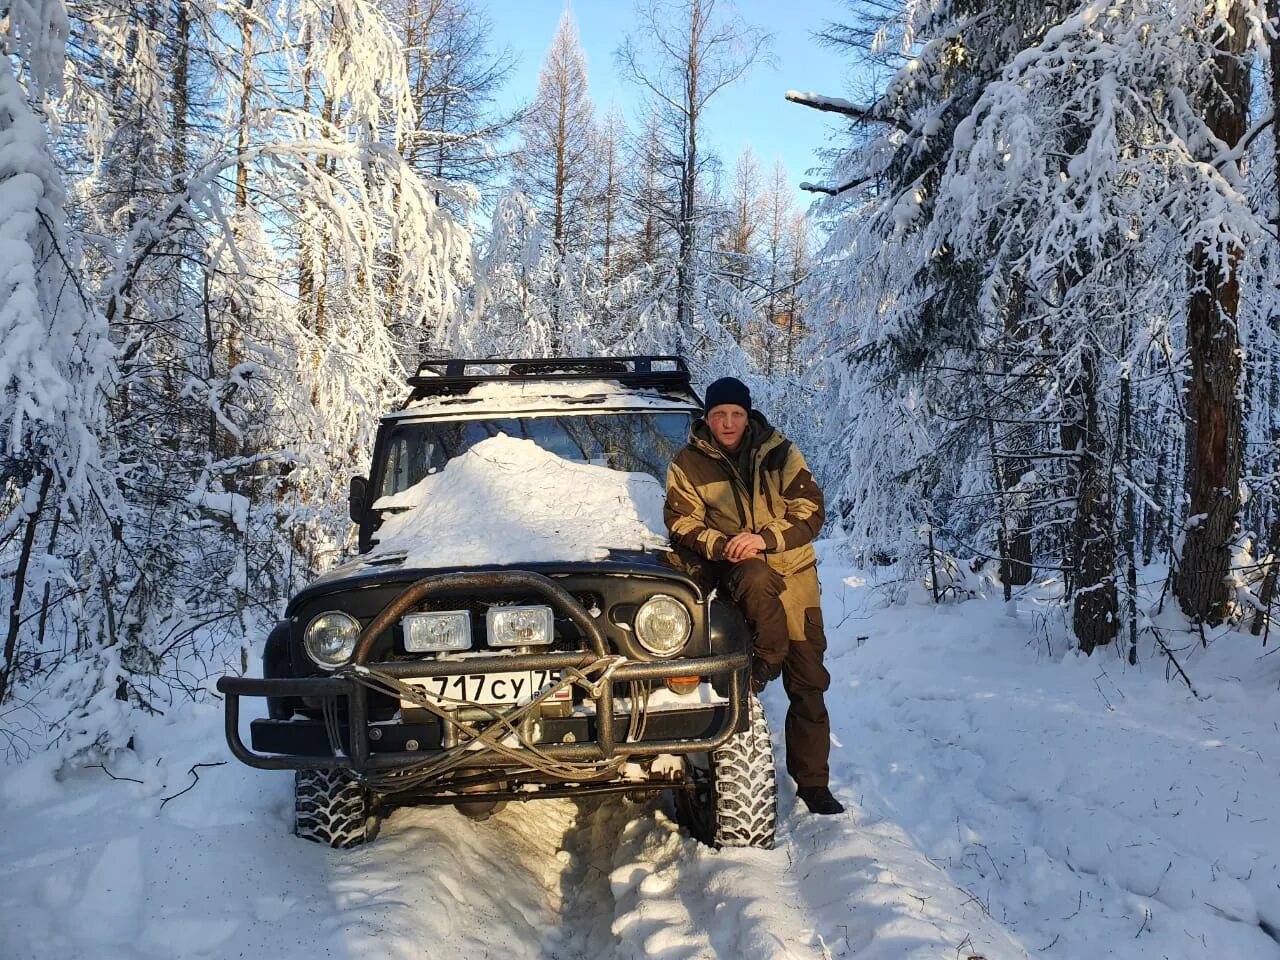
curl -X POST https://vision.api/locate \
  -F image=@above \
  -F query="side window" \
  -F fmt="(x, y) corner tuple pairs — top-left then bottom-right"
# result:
(381, 438), (409, 497)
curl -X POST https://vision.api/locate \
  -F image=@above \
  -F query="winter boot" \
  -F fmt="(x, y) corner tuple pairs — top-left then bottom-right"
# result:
(797, 785), (845, 815)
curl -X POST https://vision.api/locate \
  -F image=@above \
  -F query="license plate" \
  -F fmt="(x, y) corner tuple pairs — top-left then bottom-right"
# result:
(400, 669), (570, 710)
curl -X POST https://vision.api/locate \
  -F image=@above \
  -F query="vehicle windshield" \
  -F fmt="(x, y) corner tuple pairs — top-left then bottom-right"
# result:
(376, 412), (693, 499)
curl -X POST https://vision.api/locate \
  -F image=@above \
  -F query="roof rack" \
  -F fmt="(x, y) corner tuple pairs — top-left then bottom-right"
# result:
(405, 356), (694, 403)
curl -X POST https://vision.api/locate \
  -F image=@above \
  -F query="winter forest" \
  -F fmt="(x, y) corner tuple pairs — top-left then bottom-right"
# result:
(4, 0), (1277, 758)
(7, 0), (1280, 957)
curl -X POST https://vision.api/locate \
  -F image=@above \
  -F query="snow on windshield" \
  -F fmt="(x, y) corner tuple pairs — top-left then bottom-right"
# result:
(369, 433), (670, 566)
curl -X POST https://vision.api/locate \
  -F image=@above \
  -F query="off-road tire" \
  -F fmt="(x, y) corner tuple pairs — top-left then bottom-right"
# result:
(294, 769), (374, 848)
(674, 694), (777, 849)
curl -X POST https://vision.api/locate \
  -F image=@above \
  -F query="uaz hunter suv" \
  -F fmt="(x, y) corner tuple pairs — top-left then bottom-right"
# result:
(217, 357), (777, 848)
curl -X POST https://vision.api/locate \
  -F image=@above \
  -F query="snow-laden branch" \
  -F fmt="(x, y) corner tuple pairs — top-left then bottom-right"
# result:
(800, 175), (873, 196)
(785, 90), (908, 132)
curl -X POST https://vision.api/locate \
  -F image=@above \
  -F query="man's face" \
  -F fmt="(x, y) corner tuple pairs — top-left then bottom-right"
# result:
(707, 404), (749, 452)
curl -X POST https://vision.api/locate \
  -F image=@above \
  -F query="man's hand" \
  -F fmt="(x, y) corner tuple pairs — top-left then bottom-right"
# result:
(750, 654), (781, 693)
(725, 532), (766, 562)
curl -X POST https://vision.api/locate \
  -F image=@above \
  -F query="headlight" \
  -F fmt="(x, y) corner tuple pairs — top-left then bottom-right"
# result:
(487, 605), (554, 646)
(634, 595), (691, 657)
(403, 611), (472, 652)
(304, 611), (361, 668)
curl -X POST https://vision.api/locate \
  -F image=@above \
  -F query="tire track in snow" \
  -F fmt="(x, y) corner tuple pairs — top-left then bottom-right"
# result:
(344, 796), (632, 960)
(540, 796), (632, 959)
(607, 690), (1031, 960)
(608, 794), (1031, 959)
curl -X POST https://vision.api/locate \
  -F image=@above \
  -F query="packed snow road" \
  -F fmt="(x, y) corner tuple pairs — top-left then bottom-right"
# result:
(3, 545), (1278, 959)
(0, 718), (1018, 960)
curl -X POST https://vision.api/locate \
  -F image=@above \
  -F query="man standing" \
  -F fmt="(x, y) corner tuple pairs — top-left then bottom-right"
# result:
(664, 376), (844, 815)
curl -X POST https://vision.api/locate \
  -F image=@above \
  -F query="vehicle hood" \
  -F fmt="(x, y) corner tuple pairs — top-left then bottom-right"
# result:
(288, 548), (689, 614)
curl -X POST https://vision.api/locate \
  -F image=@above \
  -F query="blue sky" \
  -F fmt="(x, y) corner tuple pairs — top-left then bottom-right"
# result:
(484, 0), (858, 207)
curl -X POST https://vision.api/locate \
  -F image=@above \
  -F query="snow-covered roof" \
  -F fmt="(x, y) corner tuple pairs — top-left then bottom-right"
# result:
(386, 378), (699, 422)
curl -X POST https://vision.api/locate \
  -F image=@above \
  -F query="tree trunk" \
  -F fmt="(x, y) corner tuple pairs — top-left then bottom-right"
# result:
(1121, 360), (1140, 665)
(315, 88), (336, 341)
(676, 5), (700, 346)
(676, 118), (696, 345)
(1005, 520), (1034, 587)
(171, 0), (189, 185)
(1143, 442), (1164, 566)
(1, 469), (53, 704)
(1176, 252), (1245, 623)
(553, 92), (566, 253)
(1065, 348), (1118, 654)
(34, 504), (63, 658)
(986, 416), (1014, 603)
(297, 27), (315, 329)
(1253, 0), (1280, 639)
(1174, 0), (1248, 624)
(1252, 517), (1279, 638)
(602, 131), (616, 282)
(228, 0), (253, 374)
(1000, 280), (1034, 586)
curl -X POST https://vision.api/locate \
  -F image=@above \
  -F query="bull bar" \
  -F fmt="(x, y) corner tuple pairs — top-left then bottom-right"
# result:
(216, 570), (749, 772)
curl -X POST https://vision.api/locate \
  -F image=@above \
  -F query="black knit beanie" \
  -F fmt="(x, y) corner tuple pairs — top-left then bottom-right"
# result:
(703, 377), (752, 415)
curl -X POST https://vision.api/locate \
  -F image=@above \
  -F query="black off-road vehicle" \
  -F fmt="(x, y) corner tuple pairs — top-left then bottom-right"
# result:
(218, 357), (777, 849)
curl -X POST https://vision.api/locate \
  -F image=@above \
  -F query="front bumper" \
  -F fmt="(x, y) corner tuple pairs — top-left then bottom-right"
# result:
(217, 570), (749, 774)
(217, 650), (748, 772)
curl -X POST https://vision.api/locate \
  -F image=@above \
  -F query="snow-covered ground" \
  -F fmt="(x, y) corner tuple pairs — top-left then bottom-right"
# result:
(2, 544), (1277, 959)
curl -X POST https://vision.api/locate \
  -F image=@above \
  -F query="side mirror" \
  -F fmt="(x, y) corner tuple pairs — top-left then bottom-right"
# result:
(348, 476), (368, 523)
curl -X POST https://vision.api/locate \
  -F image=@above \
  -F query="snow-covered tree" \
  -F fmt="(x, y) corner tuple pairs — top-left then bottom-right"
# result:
(0, 0), (119, 741)
(1, 0), (475, 761)
(801, 0), (1270, 652)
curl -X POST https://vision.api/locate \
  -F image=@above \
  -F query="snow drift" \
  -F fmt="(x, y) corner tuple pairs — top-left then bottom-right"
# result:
(370, 433), (670, 567)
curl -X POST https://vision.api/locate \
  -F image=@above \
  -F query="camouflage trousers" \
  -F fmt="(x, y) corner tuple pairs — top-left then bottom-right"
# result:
(722, 559), (831, 790)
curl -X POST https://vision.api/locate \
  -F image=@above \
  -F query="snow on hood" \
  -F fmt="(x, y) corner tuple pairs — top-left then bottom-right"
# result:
(369, 433), (670, 567)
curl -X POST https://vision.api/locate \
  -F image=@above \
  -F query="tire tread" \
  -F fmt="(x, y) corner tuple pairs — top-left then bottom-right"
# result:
(294, 769), (372, 849)
(711, 696), (778, 848)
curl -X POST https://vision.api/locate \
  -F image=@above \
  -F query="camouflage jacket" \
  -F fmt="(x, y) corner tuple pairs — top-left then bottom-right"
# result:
(664, 413), (824, 577)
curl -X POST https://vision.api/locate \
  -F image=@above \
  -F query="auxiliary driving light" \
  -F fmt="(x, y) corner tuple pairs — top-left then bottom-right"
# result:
(304, 611), (361, 668)
(402, 611), (472, 652)
(634, 595), (691, 657)
(665, 676), (702, 695)
(487, 605), (554, 646)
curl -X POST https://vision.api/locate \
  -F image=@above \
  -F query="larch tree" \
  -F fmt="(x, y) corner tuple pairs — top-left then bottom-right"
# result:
(720, 145), (763, 339)
(395, 0), (518, 212)
(515, 9), (599, 260)
(760, 157), (796, 375)
(622, 107), (678, 276)
(617, 0), (769, 347)
(597, 107), (628, 283)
